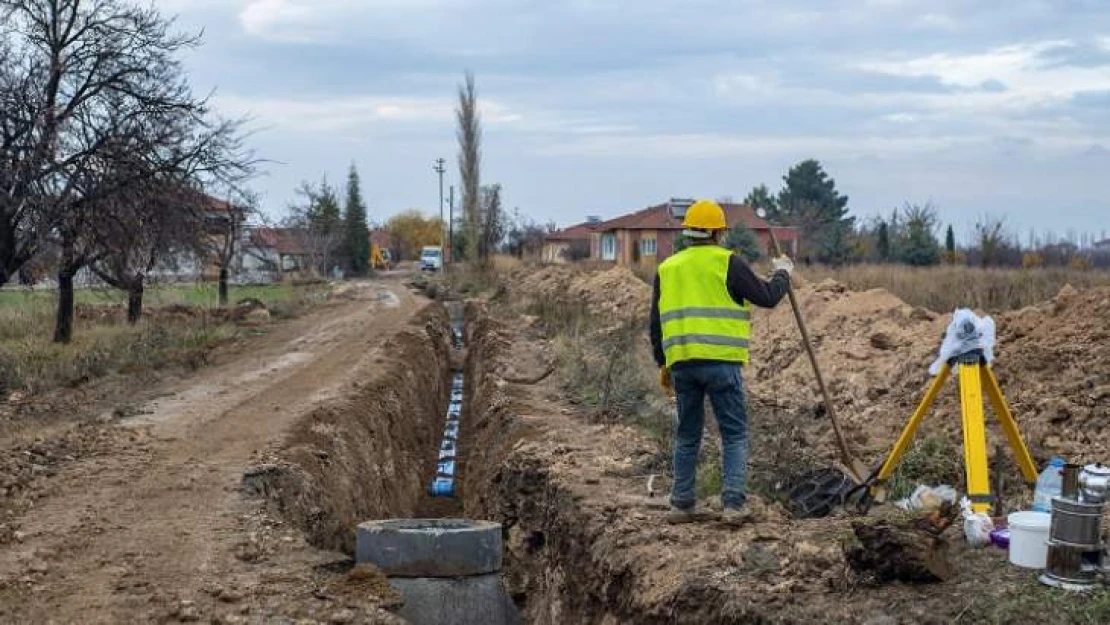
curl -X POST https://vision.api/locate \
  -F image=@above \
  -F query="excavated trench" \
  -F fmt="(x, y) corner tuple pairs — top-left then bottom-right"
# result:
(244, 299), (674, 623)
(240, 301), (537, 620)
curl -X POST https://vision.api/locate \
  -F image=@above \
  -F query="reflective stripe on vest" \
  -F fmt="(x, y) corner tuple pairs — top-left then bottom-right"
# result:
(658, 245), (752, 366)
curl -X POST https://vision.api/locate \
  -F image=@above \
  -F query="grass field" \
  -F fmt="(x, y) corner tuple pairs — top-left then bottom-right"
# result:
(0, 283), (298, 310)
(797, 264), (1110, 312)
(0, 283), (322, 396)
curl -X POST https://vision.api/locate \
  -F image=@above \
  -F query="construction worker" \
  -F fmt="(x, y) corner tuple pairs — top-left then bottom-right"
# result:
(649, 199), (794, 525)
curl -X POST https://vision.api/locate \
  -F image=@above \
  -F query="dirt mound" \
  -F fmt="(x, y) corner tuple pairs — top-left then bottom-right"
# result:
(510, 265), (651, 319)
(462, 300), (1053, 625)
(750, 282), (1110, 465)
(510, 263), (1110, 467)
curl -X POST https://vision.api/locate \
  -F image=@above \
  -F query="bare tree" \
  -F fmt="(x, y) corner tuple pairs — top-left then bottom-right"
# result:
(456, 72), (481, 263)
(1, 0), (254, 341)
(0, 27), (48, 286)
(88, 179), (204, 322)
(974, 215), (1008, 268)
(209, 189), (255, 307)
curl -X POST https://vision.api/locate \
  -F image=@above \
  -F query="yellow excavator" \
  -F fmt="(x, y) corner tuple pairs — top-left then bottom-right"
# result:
(371, 244), (392, 270)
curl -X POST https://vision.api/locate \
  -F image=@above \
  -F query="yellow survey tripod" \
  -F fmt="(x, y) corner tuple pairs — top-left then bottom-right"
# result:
(869, 349), (1039, 513)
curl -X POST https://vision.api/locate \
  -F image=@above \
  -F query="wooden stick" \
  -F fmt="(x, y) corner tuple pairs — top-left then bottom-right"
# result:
(767, 227), (864, 482)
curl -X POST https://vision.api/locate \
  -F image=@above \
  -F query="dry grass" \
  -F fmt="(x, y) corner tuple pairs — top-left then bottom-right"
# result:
(797, 264), (1110, 312)
(0, 284), (323, 396)
(0, 318), (238, 395)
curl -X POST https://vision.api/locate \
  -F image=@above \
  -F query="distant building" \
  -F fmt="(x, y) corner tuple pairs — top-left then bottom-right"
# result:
(544, 201), (798, 267)
(242, 227), (311, 277)
(542, 219), (599, 264)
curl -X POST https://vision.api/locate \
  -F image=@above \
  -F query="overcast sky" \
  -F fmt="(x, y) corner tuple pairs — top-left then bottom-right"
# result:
(157, 0), (1110, 242)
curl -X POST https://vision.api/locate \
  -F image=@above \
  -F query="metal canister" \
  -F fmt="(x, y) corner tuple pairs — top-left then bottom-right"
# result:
(1043, 543), (1100, 586)
(1049, 497), (1104, 549)
(1080, 463), (1110, 503)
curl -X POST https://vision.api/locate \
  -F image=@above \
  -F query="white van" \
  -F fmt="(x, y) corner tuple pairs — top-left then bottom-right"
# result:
(419, 246), (443, 272)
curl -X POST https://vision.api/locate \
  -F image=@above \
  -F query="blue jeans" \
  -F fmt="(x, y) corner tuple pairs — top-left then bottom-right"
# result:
(670, 362), (749, 510)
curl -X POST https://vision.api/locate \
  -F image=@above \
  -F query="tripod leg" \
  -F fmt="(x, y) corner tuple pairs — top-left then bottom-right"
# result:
(983, 365), (1038, 485)
(959, 363), (993, 513)
(872, 364), (951, 494)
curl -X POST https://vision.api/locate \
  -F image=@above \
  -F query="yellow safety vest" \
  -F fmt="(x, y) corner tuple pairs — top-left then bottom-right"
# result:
(658, 245), (752, 366)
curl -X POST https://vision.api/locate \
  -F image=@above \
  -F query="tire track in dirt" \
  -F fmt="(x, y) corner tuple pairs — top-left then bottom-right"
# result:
(0, 281), (419, 624)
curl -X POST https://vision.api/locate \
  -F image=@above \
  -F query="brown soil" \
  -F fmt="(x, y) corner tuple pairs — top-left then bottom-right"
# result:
(456, 297), (1101, 625)
(3, 261), (1106, 625)
(490, 264), (1110, 623)
(507, 264), (1110, 468)
(0, 280), (420, 624)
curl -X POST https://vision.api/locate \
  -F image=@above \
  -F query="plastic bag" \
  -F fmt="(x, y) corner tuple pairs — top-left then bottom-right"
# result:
(929, 309), (996, 375)
(960, 496), (994, 547)
(895, 484), (958, 512)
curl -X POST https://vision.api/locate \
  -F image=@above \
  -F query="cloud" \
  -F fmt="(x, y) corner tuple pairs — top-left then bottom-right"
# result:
(913, 12), (958, 31)
(215, 94), (521, 133)
(883, 113), (918, 123)
(856, 39), (1110, 121)
(534, 133), (973, 159)
(239, 0), (320, 41)
(152, 0), (1110, 233)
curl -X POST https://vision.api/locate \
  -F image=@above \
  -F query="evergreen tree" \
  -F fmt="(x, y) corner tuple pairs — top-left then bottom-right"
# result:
(898, 204), (941, 266)
(877, 221), (891, 261)
(308, 179), (342, 272)
(308, 180), (341, 233)
(776, 159), (854, 262)
(821, 221), (853, 266)
(743, 184), (779, 222)
(725, 221), (763, 262)
(343, 163), (370, 275)
(945, 224), (956, 264)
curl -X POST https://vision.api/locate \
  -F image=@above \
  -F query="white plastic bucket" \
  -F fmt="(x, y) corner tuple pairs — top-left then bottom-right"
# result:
(1008, 511), (1051, 568)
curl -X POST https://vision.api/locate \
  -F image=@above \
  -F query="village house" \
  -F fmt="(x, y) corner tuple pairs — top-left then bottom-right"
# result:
(546, 201), (798, 267)
(541, 218), (599, 264)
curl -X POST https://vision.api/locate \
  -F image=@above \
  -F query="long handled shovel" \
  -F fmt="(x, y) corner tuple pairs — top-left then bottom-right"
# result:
(765, 226), (869, 485)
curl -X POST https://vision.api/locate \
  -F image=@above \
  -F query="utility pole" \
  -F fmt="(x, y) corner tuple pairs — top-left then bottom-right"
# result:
(448, 185), (455, 266)
(434, 158), (446, 248)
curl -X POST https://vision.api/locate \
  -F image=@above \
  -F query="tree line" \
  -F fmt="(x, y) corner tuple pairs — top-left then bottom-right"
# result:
(734, 160), (1108, 270)
(1, 0), (256, 341)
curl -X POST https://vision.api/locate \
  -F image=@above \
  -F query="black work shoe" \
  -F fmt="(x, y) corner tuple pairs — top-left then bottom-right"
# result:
(720, 506), (758, 526)
(666, 505), (711, 524)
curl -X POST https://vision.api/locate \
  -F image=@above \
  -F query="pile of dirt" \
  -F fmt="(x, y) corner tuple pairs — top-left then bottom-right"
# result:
(461, 301), (1054, 625)
(749, 283), (1110, 465)
(509, 265), (651, 320)
(509, 262), (1110, 467)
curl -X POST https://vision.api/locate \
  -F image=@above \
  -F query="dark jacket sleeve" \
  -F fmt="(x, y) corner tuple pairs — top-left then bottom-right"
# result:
(726, 255), (790, 308)
(649, 273), (666, 367)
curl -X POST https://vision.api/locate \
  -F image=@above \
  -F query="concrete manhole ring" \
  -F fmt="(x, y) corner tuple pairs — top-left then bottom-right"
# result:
(356, 518), (502, 577)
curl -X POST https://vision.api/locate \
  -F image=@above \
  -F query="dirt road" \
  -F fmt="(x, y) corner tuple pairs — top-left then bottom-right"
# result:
(0, 281), (419, 624)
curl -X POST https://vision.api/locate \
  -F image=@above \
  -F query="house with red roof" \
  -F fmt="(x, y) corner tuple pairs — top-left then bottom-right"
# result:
(545, 201), (798, 267)
(541, 218), (600, 263)
(240, 227), (312, 278)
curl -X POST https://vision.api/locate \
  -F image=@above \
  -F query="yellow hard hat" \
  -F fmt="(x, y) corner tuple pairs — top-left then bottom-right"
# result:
(682, 199), (728, 231)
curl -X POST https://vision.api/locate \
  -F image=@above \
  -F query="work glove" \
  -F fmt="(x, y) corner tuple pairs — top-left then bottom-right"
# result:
(772, 255), (795, 276)
(659, 366), (675, 398)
